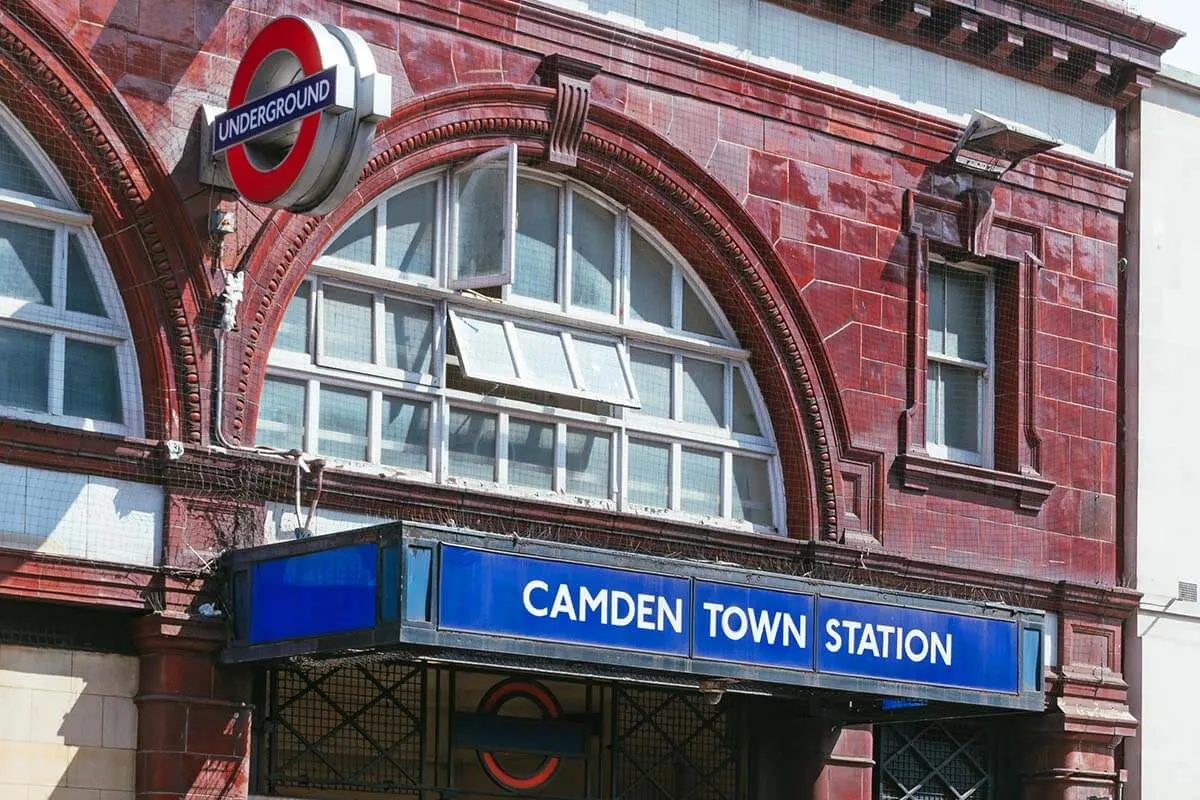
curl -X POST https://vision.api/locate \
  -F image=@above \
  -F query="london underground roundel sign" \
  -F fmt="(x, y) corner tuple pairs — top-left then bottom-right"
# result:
(212, 16), (391, 214)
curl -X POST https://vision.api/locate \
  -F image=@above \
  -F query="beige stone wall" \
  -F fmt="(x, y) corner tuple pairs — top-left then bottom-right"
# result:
(0, 644), (137, 800)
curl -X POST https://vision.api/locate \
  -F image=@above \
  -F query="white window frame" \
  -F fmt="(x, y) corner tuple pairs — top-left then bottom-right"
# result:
(925, 257), (995, 468)
(450, 143), (518, 290)
(262, 163), (787, 534)
(0, 108), (143, 436)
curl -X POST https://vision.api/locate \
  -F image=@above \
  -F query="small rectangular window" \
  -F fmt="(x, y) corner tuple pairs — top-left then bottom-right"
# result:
(513, 178), (559, 302)
(629, 348), (672, 418)
(0, 219), (54, 306)
(926, 260), (992, 466)
(680, 447), (721, 516)
(732, 455), (773, 527)
(508, 418), (555, 490)
(627, 439), (670, 509)
(322, 285), (374, 363)
(570, 193), (616, 313)
(0, 326), (49, 412)
(257, 376), (306, 451)
(566, 428), (611, 499)
(381, 397), (429, 471)
(275, 282), (311, 354)
(682, 357), (725, 428)
(628, 230), (673, 327)
(451, 143), (517, 289)
(383, 298), (434, 375)
(63, 339), (122, 422)
(385, 182), (435, 276)
(318, 386), (369, 461)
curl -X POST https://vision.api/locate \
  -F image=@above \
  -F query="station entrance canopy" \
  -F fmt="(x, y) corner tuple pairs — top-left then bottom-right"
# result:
(221, 523), (1047, 718)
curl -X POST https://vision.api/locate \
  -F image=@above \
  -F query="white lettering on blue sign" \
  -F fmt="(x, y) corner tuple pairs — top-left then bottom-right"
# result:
(700, 601), (807, 648)
(521, 580), (685, 633)
(213, 68), (338, 154)
(823, 618), (953, 666)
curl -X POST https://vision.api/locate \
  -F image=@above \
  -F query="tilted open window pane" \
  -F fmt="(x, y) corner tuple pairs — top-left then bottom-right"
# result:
(275, 282), (311, 354)
(326, 209), (376, 265)
(570, 193), (615, 313)
(628, 231), (673, 327)
(0, 326), (49, 412)
(566, 428), (610, 499)
(452, 144), (517, 289)
(627, 439), (670, 509)
(0, 219), (53, 305)
(448, 310), (517, 382)
(0, 126), (53, 199)
(513, 179), (559, 302)
(385, 182), (435, 277)
(63, 339), (122, 422)
(508, 418), (555, 490)
(318, 386), (369, 461)
(257, 377), (306, 452)
(381, 397), (430, 471)
(65, 235), (105, 317)
(513, 326), (575, 392)
(448, 407), (497, 481)
(322, 286), (374, 363)
(384, 298), (434, 375)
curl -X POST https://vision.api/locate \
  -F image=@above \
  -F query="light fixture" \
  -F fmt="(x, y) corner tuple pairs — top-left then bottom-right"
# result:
(949, 110), (1062, 178)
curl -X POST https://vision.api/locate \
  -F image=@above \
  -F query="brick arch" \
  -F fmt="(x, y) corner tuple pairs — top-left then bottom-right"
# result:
(0, 2), (208, 442)
(235, 85), (850, 541)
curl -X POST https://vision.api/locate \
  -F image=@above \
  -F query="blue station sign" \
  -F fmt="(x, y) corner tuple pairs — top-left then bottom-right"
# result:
(212, 66), (341, 154)
(223, 525), (1045, 711)
(439, 546), (1019, 695)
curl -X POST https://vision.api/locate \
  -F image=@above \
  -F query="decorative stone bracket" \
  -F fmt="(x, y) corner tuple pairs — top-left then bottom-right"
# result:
(535, 54), (601, 168)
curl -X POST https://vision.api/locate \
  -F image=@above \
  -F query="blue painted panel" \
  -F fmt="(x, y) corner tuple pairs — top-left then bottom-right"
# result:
(815, 597), (1018, 693)
(692, 582), (814, 671)
(249, 543), (377, 643)
(213, 67), (338, 153)
(438, 546), (690, 655)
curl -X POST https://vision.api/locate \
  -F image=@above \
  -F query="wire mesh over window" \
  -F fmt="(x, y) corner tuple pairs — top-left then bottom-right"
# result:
(261, 662), (425, 795)
(611, 687), (742, 800)
(877, 720), (995, 800)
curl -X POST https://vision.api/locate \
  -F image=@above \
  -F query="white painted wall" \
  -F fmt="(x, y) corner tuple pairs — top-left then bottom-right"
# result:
(0, 464), (162, 567)
(1128, 68), (1200, 800)
(263, 501), (393, 543)
(539, 0), (1117, 163)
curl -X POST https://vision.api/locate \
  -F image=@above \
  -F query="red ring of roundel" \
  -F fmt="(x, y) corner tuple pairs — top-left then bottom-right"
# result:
(477, 678), (565, 792)
(225, 16), (325, 205)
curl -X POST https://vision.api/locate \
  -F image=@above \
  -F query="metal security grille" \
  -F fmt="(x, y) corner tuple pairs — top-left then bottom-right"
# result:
(877, 720), (994, 800)
(611, 687), (741, 800)
(261, 662), (425, 794)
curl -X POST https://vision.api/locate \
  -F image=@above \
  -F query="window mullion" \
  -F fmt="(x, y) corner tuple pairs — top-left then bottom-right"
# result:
(669, 441), (682, 511)
(48, 332), (64, 415)
(560, 186), (571, 312)
(618, 211), (630, 324)
(373, 293), (385, 367)
(52, 226), (67, 312)
(497, 412), (510, 485)
(304, 378), (320, 454)
(435, 175), (448, 286)
(721, 450), (733, 520)
(433, 396), (447, 483)
(555, 421), (567, 493)
(560, 331), (585, 392)
(670, 267), (683, 330)
(671, 353), (683, 421)
(617, 432), (629, 512)
(374, 204), (386, 268)
(368, 390), (382, 464)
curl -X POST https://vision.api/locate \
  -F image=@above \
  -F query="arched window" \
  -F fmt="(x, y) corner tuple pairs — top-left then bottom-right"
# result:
(258, 148), (784, 534)
(0, 107), (142, 436)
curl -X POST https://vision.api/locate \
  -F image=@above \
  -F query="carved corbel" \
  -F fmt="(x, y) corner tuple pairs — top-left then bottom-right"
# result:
(535, 54), (602, 168)
(957, 187), (995, 258)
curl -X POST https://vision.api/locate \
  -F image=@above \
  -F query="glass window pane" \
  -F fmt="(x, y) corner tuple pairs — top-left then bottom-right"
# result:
(566, 429), (610, 499)
(680, 448), (721, 516)
(927, 262), (945, 355)
(381, 397), (429, 471)
(926, 362), (940, 446)
(513, 179), (558, 302)
(732, 456), (773, 526)
(275, 282), (310, 354)
(0, 126), (54, 198)
(944, 268), (988, 362)
(385, 182), (435, 276)
(384, 298), (433, 375)
(682, 282), (721, 338)
(318, 386), (369, 461)
(508, 418), (555, 490)
(325, 209), (375, 264)
(448, 312), (518, 381)
(630, 348), (672, 418)
(257, 376), (305, 451)
(627, 439), (670, 509)
(574, 337), (633, 402)
(513, 326), (575, 391)
(322, 286), (374, 363)
(0, 326), (49, 411)
(682, 357), (724, 428)
(456, 167), (507, 282)
(448, 407), (497, 481)
(570, 194), (615, 313)
(942, 363), (981, 454)
(0, 219), (53, 305)
(731, 368), (762, 436)
(65, 235), (105, 316)
(63, 339), (121, 422)
(629, 231), (673, 326)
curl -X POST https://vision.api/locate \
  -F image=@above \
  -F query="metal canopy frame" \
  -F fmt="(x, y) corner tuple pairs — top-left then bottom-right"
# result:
(222, 522), (1047, 714)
